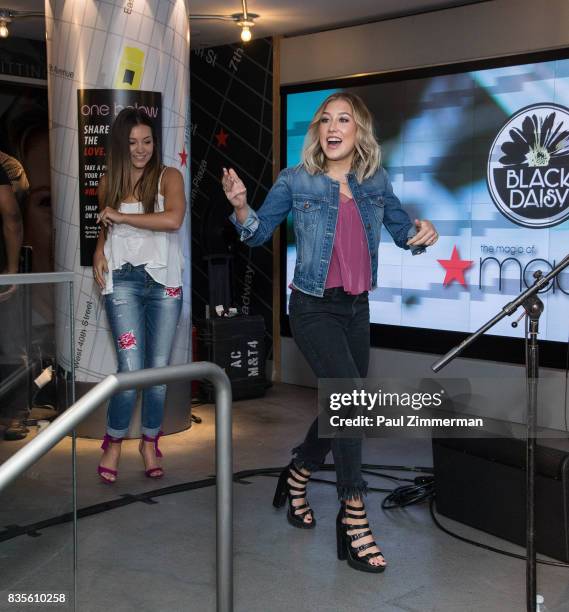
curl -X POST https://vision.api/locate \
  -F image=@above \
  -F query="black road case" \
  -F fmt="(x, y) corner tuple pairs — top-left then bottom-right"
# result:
(433, 435), (569, 562)
(197, 315), (266, 401)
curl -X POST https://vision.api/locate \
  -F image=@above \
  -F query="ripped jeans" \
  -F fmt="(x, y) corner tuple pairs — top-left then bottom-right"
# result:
(104, 263), (182, 438)
(289, 288), (370, 500)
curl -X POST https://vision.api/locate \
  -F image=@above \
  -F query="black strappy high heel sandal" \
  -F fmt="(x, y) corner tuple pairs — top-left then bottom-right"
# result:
(336, 502), (386, 573)
(272, 462), (316, 529)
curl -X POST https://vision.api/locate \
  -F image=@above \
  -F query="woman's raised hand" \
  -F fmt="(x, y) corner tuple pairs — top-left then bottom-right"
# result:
(222, 168), (247, 210)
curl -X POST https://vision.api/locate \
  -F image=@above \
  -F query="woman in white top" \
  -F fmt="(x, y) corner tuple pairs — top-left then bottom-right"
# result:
(93, 108), (185, 483)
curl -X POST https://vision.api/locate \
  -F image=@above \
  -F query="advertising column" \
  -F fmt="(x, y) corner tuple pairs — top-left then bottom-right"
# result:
(45, 0), (191, 435)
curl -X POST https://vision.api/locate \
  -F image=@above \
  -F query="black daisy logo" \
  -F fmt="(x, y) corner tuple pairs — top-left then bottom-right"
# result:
(487, 103), (569, 229)
(499, 111), (569, 168)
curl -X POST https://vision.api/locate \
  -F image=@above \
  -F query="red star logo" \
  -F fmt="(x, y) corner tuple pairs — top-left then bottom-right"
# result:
(438, 246), (473, 287)
(178, 147), (188, 167)
(215, 128), (229, 147)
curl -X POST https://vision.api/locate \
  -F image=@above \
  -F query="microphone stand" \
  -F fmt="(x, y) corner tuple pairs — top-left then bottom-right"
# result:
(432, 252), (569, 612)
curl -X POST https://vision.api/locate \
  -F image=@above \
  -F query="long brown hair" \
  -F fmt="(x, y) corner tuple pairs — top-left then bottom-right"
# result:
(301, 92), (381, 183)
(106, 108), (162, 213)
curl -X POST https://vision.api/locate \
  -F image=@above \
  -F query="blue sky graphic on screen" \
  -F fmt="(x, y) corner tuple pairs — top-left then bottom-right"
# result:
(284, 59), (569, 342)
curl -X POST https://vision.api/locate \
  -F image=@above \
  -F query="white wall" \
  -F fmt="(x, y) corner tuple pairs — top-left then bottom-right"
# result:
(281, 0), (569, 85)
(279, 0), (569, 430)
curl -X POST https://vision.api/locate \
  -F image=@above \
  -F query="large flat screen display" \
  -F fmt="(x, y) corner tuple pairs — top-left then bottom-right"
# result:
(281, 51), (569, 366)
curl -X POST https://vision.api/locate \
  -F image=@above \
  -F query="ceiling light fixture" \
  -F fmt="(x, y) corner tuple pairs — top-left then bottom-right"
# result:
(0, 8), (44, 39)
(0, 19), (10, 39)
(191, 0), (258, 43)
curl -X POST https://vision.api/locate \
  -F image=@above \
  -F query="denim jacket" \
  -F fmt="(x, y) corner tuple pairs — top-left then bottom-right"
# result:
(231, 164), (424, 297)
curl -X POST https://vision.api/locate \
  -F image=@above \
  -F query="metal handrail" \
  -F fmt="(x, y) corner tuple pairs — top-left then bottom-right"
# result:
(0, 362), (233, 612)
(0, 271), (74, 285)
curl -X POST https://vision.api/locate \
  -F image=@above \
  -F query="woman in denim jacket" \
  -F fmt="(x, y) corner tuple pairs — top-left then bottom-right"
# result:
(223, 93), (437, 573)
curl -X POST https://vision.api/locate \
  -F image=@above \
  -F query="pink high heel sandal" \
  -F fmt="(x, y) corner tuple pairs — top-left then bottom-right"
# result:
(97, 434), (123, 483)
(139, 431), (164, 478)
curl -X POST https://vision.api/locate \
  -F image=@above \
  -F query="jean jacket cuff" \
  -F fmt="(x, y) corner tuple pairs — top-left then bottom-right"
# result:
(229, 208), (260, 241)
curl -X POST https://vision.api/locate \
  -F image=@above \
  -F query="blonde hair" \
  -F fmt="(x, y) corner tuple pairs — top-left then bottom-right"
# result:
(301, 92), (381, 183)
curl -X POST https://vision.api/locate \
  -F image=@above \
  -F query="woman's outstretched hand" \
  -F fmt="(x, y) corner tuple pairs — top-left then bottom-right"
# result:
(222, 168), (247, 210)
(407, 219), (438, 247)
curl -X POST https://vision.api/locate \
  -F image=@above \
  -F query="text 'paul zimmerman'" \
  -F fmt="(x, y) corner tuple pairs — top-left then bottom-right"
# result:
(328, 390), (484, 428)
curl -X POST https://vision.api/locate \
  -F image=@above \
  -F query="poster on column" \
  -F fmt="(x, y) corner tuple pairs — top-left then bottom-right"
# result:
(76, 89), (162, 266)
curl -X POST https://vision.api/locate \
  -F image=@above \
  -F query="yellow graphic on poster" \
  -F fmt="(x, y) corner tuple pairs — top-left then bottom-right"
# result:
(114, 46), (145, 89)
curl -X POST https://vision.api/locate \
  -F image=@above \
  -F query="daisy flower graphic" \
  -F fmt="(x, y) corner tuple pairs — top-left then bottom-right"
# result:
(499, 112), (569, 167)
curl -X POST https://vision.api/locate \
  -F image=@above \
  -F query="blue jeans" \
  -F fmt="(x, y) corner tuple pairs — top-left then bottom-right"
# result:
(104, 264), (182, 438)
(288, 287), (370, 500)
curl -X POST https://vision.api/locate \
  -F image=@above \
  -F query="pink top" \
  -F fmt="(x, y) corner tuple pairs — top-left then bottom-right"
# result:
(325, 193), (371, 295)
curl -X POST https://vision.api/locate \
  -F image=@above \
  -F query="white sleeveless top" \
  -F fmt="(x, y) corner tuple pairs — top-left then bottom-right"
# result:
(102, 168), (183, 295)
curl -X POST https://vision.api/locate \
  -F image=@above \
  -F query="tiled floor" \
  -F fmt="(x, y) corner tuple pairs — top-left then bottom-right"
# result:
(1, 383), (568, 611)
